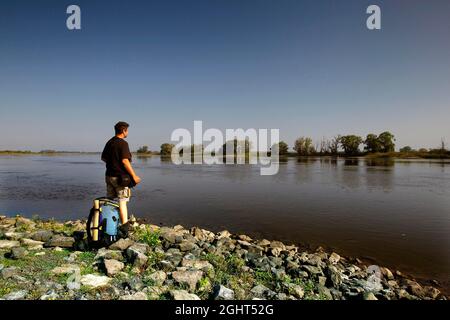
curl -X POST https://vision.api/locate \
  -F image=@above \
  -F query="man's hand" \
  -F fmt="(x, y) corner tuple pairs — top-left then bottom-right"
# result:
(133, 175), (142, 184)
(122, 158), (141, 185)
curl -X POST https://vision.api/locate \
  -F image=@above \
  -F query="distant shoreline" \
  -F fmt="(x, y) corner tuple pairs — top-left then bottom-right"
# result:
(1, 150), (449, 159)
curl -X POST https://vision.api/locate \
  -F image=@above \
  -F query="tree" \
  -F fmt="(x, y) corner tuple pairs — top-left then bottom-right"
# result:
(400, 146), (413, 153)
(364, 134), (381, 153)
(378, 131), (395, 152)
(340, 135), (363, 155)
(293, 137), (315, 156)
(272, 141), (289, 155)
(160, 143), (174, 156)
(222, 138), (251, 156)
(137, 145), (149, 154)
(330, 135), (341, 155)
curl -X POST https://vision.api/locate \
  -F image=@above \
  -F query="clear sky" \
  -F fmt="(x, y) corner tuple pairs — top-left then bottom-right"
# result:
(1, 0), (449, 152)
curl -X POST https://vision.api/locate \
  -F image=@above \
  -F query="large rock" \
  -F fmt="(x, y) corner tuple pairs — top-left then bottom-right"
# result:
(160, 227), (183, 244)
(181, 258), (214, 273)
(44, 235), (74, 248)
(126, 245), (149, 269)
(329, 252), (341, 265)
(179, 240), (198, 252)
(1, 267), (19, 279)
(0, 240), (20, 249)
(95, 248), (124, 261)
(80, 274), (111, 288)
(8, 247), (28, 260)
(172, 270), (203, 291)
(30, 230), (53, 242)
(103, 259), (124, 276)
(20, 238), (44, 250)
(251, 284), (277, 299)
(2, 290), (28, 300)
(213, 285), (235, 300)
(147, 271), (167, 286)
(51, 264), (80, 275)
(170, 290), (201, 300)
(109, 238), (134, 251)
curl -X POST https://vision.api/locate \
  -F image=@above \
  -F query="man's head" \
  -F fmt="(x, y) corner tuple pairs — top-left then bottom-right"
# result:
(114, 121), (129, 138)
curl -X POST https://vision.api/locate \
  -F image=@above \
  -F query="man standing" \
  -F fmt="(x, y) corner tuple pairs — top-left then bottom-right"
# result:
(101, 121), (141, 234)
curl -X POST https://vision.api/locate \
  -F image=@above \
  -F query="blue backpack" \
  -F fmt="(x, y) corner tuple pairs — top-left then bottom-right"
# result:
(86, 197), (121, 248)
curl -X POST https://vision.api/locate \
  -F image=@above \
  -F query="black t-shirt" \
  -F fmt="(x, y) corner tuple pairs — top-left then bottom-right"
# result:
(101, 136), (132, 177)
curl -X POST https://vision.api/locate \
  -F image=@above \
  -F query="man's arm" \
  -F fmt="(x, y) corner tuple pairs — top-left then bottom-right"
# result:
(122, 159), (141, 184)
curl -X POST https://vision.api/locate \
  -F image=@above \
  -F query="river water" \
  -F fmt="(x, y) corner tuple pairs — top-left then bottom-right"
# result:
(0, 155), (449, 290)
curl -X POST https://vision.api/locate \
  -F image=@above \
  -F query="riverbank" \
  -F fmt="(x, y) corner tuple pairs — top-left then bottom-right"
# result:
(0, 215), (446, 300)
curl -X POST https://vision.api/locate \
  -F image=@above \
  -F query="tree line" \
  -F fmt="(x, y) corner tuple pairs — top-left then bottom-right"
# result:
(138, 132), (448, 158)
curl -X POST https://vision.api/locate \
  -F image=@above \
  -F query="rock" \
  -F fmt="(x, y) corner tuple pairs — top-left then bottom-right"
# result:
(170, 290), (201, 300)
(257, 239), (271, 247)
(127, 243), (150, 256)
(251, 284), (277, 299)
(157, 259), (174, 272)
(302, 265), (323, 276)
(5, 232), (26, 240)
(191, 227), (207, 241)
(238, 234), (253, 242)
(119, 292), (148, 300)
(15, 217), (35, 228)
(44, 235), (74, 248)
(380, 267), (394, 280)
(329, 252), (341, 265)
(9, 247), (28, 259)
(172, 270), (203, 291)
(95, 248), (124, 261)
(80, 274), (111, 288)
(109, 238), (134, 251)
(20, 238), (44, 250)
(0, 240), (20, 249)
(271, 247), (282, 257)
(126, 247), (148, 269)
(403, 279), (429, 298)
(217, 230), (231, 239)
(423, 286), (440, 299)
(179, 240), (198, 252)
(67, 279), (81, 290)
(213, 285), (235, 300)
(30, 230), (53, 242)
(3, 290), (28, 300)
(181, 258), (214, 273)
(326, 265), (342, 288)
(363, 292), (378, 300)
(160, 227), (183, 244)
(289, 284), (304, 299)
(104, 259), (124, 276)
(397, 289), (417, 300)
(51, 264), (80, 275)
(270, 241), (286, 250)
(147, 271), (167, 286)
(318, 276), (327, 286)
(317, 285), (333, 300)
(1, 267), (19, 279)
(125, 276), (145, 291)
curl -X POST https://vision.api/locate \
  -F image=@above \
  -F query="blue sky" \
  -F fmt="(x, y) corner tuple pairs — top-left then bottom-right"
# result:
(0, 0), (449, 152)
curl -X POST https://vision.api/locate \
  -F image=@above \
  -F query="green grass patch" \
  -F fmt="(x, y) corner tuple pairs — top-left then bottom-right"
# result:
(133, 226), (161, 247)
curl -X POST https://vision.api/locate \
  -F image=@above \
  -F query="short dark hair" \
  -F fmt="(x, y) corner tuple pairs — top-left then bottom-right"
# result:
(114, 121), (129, 135)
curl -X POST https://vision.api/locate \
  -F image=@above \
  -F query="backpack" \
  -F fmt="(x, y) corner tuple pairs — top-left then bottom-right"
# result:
(86, 197), (121, 248)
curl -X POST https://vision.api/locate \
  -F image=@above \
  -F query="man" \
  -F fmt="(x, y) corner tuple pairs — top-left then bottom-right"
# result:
(101, 121), (141, 235)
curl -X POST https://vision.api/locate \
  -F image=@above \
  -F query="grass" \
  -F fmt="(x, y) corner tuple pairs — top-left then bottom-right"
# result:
(133, 226), (161, 247)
